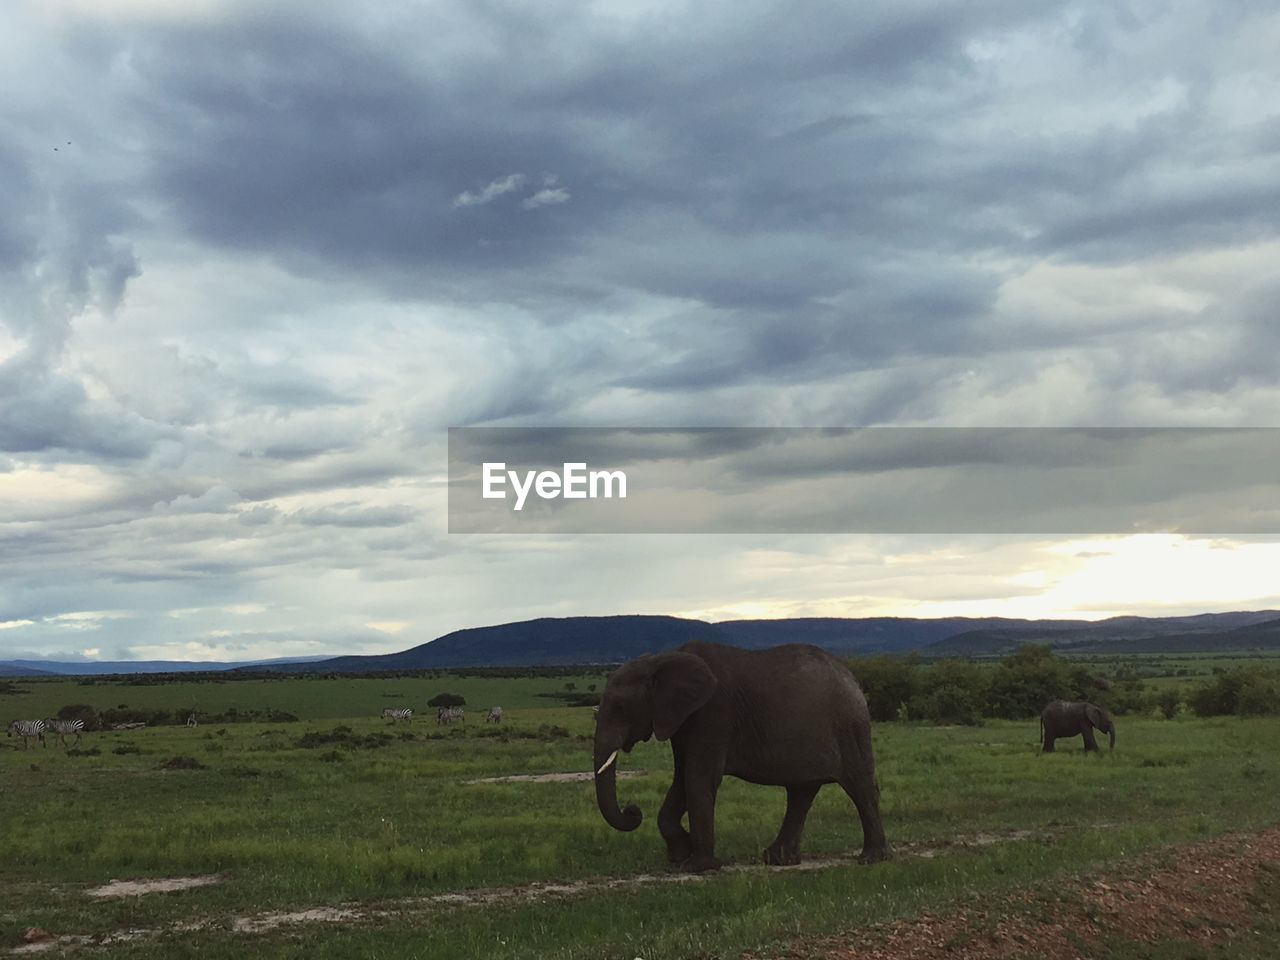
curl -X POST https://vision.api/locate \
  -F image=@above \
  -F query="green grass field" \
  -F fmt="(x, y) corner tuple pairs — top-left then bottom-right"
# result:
(5, 671), (609, 721)
(2, 673), (1278, 959)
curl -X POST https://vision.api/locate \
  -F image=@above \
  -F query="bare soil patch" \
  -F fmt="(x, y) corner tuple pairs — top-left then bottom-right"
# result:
(746, 825), (1280, 960)
(464, 770), (644, 784)
(84, 875), (224, 898)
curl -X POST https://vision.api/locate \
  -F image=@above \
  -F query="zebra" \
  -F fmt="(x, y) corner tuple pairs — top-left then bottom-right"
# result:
(485, 706), (503, 723)
(6, 719), (46, 749)
(382, 707), (413, 723)
(44, 718), (85, 747)
(186, 713), (198, 728)
(436, 706), (465, 725)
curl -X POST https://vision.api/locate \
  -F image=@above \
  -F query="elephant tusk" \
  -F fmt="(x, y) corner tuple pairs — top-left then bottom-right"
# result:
(596, 749), (619, 776)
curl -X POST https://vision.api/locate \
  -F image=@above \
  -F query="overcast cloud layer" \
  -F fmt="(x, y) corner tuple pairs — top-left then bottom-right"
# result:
(2, 0), (1280, 662)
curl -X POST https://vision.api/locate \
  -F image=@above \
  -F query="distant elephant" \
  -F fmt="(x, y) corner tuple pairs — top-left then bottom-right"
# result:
(593, 641), (890, 873)
(1040, 700), (1115, 753)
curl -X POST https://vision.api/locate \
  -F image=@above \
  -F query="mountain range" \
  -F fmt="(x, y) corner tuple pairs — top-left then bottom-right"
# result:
(243, 609), (1280, 671)
(5, 610), (1278, 677)
(0, 656), (332, 678)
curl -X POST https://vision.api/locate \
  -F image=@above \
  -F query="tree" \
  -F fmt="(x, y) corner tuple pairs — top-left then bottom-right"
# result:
(987, 645), (1086, 719)
(908, 660), (987, 726)
(849, 655), (920, 722)
(427, 692), (466, 708)
(1152, 689), (1181, 719)
(57, 704), (101, 731)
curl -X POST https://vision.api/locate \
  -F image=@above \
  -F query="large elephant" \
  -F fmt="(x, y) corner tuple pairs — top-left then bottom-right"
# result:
(1040, 700), (1115, 753)
(593, 641), (890, 873)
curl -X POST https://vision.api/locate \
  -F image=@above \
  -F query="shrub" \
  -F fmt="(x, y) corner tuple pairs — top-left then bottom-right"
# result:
(294, 727), (391, 750)
(158, 756), (206, 770)
(850, 656), (920, 723)
(1189, 669), (1258, 716)
(908, 660), (987, 726)
(987, 645), (1095, 719)
(57, 704), (101, 731)
(1236, 674), (1280, 717)
(101, 707), (172, 728)
(1152, 689), (1182, 720)
(537, 690), (601, 707)
(1104, 679), (1149, 716)
(427, 693), (466, 708)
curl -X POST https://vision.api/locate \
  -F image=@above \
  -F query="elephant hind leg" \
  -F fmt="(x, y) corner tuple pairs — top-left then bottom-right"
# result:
(839, 739), (890, 864)
(763, 783), (820, 866)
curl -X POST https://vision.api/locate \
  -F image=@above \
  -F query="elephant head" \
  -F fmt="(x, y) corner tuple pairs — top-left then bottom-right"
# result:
(1086, 704), (1116, 749)
(593, 651), (718, 833)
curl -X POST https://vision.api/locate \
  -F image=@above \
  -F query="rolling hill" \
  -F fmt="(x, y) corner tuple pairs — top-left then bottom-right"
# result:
(0, 656), (334, 677)
(924, 610), (1280, 656)
(241, 609), (1280, 672)
(0, 663), (58, 677)
(10, 612), (1278, 678)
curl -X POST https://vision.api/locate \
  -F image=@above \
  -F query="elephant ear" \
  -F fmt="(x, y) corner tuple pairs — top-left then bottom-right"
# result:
(1084, 704), (1109, 729)
(651, 652), (718, 741)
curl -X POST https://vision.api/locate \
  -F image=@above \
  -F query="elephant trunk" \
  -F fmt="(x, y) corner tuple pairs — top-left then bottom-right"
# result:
(594, 729), (642, 832)
(1108, 724), (1116, 750)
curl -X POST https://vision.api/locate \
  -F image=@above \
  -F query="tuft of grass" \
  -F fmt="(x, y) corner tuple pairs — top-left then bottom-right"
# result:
(157, 755), (206, 770)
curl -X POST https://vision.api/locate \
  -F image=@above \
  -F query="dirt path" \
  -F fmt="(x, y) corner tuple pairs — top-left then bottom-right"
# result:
(746, 826), (1280, 960)
(11, 825), (1276, 955)
(462, 770), (644, 784)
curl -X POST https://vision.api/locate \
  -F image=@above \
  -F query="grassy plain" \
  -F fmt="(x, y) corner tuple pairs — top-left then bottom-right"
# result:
(4, 671), (609, 721)
(1, 672), (1278, 959)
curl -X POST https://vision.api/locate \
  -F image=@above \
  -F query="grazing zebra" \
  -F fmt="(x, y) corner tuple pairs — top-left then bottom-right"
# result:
(45, 718), (85, 747)
(186, 713), (198, 728)
(436, 706), (465, 725)
(382, 707), (413, 723)
(485, 706), (503, 723)
(6, 719), (46, 749)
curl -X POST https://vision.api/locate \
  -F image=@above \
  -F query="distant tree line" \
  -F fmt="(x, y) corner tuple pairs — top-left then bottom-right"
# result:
(48, 703), (299, 731)
(1187, 667), (1280, 718)
(852, 646), (1280, 726)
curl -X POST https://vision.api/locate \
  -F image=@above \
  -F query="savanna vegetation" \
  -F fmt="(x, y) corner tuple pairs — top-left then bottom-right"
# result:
(851, 645), (1280, 725)
(2, 654), (1278, 959)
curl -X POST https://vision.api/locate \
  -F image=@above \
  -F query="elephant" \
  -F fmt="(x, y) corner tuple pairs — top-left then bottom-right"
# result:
(592, 640), (890, 873)
(1040, 700), (1115, 753)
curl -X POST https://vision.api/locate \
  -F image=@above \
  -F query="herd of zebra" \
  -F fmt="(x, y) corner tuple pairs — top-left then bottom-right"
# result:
(381, 706), (503, 725)
(6, 718), (85, 749)
(7, 706), (506, 750)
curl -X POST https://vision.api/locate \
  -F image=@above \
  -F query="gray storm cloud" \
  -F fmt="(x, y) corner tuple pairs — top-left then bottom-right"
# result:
(2, 0), (1280, 659)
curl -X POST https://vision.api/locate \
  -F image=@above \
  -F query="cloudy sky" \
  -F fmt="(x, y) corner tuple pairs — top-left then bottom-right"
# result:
(2, 0), (1280, 663)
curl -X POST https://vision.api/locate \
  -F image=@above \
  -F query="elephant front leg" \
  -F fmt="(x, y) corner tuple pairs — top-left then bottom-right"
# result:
(681, 760), (724, 873)
(764, 783), (820, 866)
(1082, 729), (1099, 752)
(657, 779), (692, 864)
